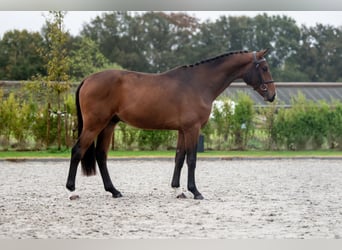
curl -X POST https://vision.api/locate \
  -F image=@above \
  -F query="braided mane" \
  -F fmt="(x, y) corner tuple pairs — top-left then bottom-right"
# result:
(181, 50), (249, 69)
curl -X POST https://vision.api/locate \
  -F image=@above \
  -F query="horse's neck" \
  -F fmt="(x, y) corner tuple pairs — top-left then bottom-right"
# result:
(198, 54), (251, 101)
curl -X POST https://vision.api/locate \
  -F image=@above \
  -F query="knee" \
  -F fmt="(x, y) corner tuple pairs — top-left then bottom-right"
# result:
(175, 154), (185, 165)
(175, 149), (185, 161)
(186, 156), (196, 167)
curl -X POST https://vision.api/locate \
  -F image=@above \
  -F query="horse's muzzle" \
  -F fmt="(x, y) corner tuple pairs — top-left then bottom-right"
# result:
(267, 93), (276, 102)
(264, 92), (276, 102)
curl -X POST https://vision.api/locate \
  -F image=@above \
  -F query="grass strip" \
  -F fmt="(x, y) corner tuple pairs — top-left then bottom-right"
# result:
(0, 149), (342, 159)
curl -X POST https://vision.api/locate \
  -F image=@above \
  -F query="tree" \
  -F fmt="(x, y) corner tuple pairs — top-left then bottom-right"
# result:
(0, 30), (45, 80)
(137, 12), (201, 72)
(69, 36), (123, 80)
(42, 11), (70, 150)
(190, 16), (232, 62)
(294, 24), (342, 82)
(43, 11), (70, 106)
(226, 15), (253, 51)
(195, 14), (303, 81)
(251, 14), (301, 68)
(81, 12), (146, 71)
(81, 11), (201, 73)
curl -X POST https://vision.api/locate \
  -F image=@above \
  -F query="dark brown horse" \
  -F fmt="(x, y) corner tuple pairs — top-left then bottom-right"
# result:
(66, 49), (275, 200)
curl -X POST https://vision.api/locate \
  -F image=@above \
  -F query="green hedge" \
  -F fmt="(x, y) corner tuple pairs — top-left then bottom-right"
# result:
(271, 94), (342, 150)
(1, 86), (342, 151)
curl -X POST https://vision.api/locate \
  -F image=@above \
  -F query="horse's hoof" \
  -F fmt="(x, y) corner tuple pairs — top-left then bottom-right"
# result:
(194, 194), (204, 200)
(112, 192), (123, 198)
(66, 183), (75, 192)
(69, 194), (80, 200)
(176, 192), (187, 199)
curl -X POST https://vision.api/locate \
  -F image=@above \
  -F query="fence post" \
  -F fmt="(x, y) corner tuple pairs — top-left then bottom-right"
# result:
(57, 109), (61, 150)
(46, 103), (51, 149)
(111, 130), (115, 151)
(64, 104), (69, 148)
(197, 134), (205, 152)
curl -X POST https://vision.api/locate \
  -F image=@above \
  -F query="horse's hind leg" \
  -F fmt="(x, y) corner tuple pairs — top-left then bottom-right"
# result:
(66, 130), (98, 199)
(96, 120), (122, 198)
(66, 139), (82, 192)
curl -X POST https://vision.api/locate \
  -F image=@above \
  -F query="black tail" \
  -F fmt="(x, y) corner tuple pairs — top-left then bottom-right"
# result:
(76, 80), (96, 176)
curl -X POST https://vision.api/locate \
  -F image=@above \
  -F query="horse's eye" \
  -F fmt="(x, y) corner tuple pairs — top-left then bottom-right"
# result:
(262, 66), (268, 72)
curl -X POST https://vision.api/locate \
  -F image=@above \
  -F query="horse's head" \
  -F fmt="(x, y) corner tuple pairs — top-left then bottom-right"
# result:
(243, 49), (276, 102)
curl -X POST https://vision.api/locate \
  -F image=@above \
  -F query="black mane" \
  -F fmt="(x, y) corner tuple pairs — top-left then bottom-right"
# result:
(181, 50), (249, 69)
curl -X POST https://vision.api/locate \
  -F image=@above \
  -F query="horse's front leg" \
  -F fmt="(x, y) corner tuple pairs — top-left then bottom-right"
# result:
(186, 147), (203, 200)
(184, 126), (204, 200)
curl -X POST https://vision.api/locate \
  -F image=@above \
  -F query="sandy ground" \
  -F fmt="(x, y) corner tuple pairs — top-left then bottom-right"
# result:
(0, 158), (342, 239)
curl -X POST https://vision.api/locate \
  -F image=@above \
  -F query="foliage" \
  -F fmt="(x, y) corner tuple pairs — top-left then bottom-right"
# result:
(114, 123), (176, 151)
(1, 88), (342, 151)
(31, 105), (50, 148)
(137, 130), (176, 150)
(231, 92), (255, 150)
(262, 102), (278, 150)
(39, 11), (71, 114)
(327, 101), (342, 149)
(0, 11), (341, 82)
(69, 36), (123, 80)
(210, 98), (234, 149)
(0, 92), (37, 149)
(0, 88), (4, 141)
(201, 94), (255, 150)
(40, 11), (71, 150)
(116, 123), (140, 150)
(0, 11), (342, 151)
(272, 93), (330, 150)
(0, 93), (19, 147)
(44, 11), (70, 83)
(292, 24), (342, 82)
(81, 12), (200, 73)
(12, 97), (37, 146)
(0, 30), (45, 80)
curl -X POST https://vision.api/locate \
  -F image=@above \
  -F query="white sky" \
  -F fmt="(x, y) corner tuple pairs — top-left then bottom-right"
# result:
(0, 11), (341, 36)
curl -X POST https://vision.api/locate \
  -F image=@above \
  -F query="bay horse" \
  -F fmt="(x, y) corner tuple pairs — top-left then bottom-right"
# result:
(66, 49), (276, 200)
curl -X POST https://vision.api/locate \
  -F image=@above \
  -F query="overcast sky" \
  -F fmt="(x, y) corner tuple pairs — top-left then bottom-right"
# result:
(0, 11), (341, 36)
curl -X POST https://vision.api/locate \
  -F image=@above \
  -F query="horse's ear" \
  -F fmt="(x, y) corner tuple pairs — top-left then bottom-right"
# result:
(262, 48), (270, 56)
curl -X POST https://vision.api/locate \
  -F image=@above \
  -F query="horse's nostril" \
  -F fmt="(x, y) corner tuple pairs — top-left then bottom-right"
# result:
(268, 94), (276, 102)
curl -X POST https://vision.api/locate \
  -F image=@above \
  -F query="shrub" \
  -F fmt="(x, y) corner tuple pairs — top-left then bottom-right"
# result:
(273, 93), (330, 150)
(259, 102), (278, 150)
(231, 92), (255, 150)
(211, 98), (234, 149)
(31, 106), (49, 148)
(2, 84), (342, 152)
(137, 130), (176, 150)
(327, 101), (342, 149)
(13, 98), (37, 148)
(0, 93), (19, 148)
(115, 123), (140, 150)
